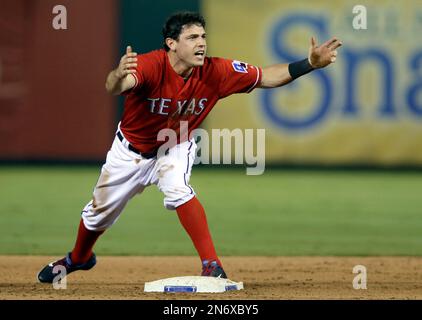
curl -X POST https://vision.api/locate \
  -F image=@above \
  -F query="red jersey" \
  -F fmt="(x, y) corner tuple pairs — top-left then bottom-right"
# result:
(120, 49), (262, 153)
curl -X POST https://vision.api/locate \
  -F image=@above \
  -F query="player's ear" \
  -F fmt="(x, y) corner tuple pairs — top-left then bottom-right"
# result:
(165, 38), (177, 51)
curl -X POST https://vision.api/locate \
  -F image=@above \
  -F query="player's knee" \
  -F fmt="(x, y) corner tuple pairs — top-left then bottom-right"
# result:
(82, 215), (113, 231)
(161, 185), (195, 210)
(81, 199), (121, 230)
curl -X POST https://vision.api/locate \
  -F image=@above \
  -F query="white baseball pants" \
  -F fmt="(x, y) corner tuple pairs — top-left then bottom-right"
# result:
(81, 131), (197, 231)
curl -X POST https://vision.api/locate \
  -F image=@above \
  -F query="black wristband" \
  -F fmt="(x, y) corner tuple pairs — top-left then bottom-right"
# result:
(288, 58), (314, 80)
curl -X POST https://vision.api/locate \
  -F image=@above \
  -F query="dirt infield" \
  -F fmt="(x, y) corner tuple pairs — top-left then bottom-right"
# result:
(1, 256), (421, 299)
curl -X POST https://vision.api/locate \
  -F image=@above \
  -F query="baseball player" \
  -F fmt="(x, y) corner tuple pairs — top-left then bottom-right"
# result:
(38, 12), (342, 283)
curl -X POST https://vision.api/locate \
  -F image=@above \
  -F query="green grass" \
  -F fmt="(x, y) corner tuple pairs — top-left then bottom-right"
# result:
(0, 166), (421, 256)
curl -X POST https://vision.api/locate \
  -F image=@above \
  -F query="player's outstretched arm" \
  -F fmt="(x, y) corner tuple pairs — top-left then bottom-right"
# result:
(258, 36), (342, 88)
(105, 46), (138, 95)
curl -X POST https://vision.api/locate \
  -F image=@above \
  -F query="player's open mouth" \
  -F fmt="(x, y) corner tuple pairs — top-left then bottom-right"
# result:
(194, 50), (205, 57)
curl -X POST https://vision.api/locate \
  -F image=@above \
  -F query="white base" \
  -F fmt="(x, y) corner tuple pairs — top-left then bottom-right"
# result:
(144, 276), (244, 293)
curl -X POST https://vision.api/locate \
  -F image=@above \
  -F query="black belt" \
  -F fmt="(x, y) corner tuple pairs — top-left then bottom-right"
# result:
(116, 131), (157, 159)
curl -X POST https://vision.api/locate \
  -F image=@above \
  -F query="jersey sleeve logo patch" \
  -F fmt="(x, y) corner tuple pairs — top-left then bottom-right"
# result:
(232, 60), (248, 73)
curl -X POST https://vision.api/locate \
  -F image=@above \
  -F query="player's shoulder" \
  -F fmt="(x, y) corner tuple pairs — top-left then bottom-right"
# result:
(137, 49), (166, 65)
(205, 56), (227, 65)
(205, 56), (245, 69)
(205, 56), (248, 73)
(202, 56), (229, 72)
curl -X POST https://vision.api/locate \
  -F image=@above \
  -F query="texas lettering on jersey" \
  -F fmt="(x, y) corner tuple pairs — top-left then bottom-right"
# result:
(119, 49), (262, 153)
(147, 97), (208, 116)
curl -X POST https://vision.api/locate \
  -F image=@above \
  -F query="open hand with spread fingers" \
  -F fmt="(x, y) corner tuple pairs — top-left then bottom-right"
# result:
(308, 37), (342, 69)
(115, 45), (138, 79)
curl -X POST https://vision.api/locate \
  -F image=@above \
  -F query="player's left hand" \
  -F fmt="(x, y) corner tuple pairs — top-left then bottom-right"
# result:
(308, 36), (342, 69)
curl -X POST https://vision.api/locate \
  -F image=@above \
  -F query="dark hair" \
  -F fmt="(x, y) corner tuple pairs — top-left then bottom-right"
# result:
(162, 12), (206, 51)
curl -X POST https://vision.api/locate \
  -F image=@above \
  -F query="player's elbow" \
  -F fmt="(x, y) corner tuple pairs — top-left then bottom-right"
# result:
(105, 82), (111, 93)
(105, 82), (121, 96)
